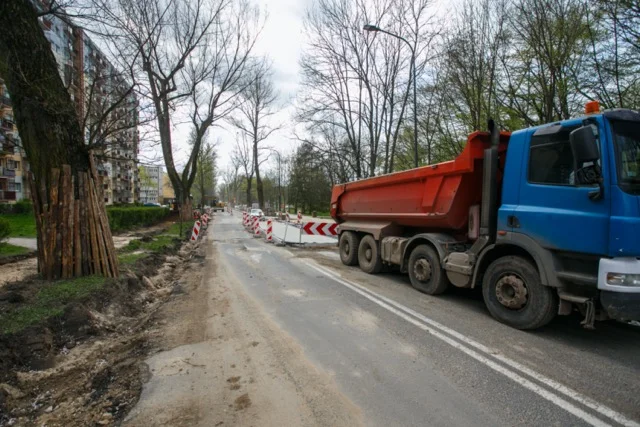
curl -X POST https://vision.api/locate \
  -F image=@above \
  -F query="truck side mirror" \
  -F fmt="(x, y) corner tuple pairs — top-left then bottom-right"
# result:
(569, 126), (603, 200)
(570, 126), (599, 165)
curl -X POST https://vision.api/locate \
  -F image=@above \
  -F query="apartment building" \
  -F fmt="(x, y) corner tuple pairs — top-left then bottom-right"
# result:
(138, 164), (162, 205)
(161, 172), (176, 205)
(0, 81), (30, 203)
(0, 5), (139, 204)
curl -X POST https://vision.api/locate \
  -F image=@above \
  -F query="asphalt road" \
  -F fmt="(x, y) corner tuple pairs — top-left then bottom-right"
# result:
(214, 212), (640, 427)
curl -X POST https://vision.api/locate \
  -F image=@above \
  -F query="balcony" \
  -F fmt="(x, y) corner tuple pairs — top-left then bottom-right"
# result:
(2, 168), (16, 177)
(0, 190), (16, 201)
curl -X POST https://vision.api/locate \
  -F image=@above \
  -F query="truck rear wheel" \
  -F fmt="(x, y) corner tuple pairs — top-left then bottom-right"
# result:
(482, 256), (558, 330)
(408, 245), (448, 295)
(358, 235), (383, 274)
(339, 232), (360, 266)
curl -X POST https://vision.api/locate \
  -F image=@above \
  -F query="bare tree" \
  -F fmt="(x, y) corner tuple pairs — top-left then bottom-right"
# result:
(94, 0), (259, 219)
(230, 61), (280, 210)
(499, 0), (589, 125)
(298, 0), (436, 178)
(193, 140), (217, 207)
(233, 133), (255, 206)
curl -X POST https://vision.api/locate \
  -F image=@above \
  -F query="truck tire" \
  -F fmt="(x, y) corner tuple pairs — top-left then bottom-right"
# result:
(408, 245), (448, 295)
(339, 232), (360, 266)
(358, 235), (383, 274)
(482, 256), (558, 330)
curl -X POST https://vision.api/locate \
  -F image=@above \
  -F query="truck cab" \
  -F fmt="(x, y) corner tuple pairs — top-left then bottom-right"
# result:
(493, 108), (640, 325)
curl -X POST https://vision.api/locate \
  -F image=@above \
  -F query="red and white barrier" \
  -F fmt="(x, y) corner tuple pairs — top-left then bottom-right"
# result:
(191, 220), (201, 241)
(266, 219), (273, 242)
(242, 211), (247, 226)
(297, 211), (302, 223)
(302, 222), (338, 236)
(201, 214), (209, 226)
(253, 216), (261, 236)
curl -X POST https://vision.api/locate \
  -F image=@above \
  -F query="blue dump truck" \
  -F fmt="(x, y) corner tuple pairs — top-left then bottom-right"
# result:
(331, 102), (640, 329)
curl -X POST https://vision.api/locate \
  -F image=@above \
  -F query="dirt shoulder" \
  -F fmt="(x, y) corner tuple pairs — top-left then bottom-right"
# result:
(125, 233), (363, 427)
(0, 222), (198, 427)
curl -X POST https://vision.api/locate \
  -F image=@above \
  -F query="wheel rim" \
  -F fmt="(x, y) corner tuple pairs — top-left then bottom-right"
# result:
(495, 274), (528, 309)
(413, 258), (432, 282)
(343, 241), (350, 256)
(365, 246), (372, 262)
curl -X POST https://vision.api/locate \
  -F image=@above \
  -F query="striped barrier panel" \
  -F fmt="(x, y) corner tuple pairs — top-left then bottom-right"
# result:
(253, 216), (261, 236)
(302, 222), (338, 236)
(191, 220), (201, 241)
(266, 219), (273, 242)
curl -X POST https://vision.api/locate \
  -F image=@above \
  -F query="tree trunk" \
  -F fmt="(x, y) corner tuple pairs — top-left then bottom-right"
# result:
(245, 178), (252, 207)
(0, 0), (118, 279)
(253, 140), (264, 209)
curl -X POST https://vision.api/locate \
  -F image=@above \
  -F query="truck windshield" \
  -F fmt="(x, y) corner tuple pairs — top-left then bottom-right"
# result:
(611, 120), (640, 194)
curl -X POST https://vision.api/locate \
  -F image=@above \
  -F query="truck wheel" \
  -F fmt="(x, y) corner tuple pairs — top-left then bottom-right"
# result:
(482, 256), (558, 330)
(358, 235), (383, 274)
(408, 245), (448, 295)
(339, 232), (360, 266)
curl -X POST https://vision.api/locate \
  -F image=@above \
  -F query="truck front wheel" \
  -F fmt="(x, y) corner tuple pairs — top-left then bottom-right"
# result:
(358, 235), (383, 274)
(408, 245), (448, 295)
(339, 232), (360, 266)
(482, 256), (558, 330)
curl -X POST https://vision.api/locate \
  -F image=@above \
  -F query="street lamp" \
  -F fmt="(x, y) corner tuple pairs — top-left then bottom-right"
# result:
(363, 24), (422, 167)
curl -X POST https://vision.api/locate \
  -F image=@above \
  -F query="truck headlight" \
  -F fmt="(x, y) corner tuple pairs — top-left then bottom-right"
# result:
(606, 273), (640, 287)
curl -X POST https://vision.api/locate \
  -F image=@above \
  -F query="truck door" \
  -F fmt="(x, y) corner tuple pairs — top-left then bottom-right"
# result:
(514, 121), (611, 256)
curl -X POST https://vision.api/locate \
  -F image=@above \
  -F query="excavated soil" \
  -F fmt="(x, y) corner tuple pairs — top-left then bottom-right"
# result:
(0, 229), (206, 427)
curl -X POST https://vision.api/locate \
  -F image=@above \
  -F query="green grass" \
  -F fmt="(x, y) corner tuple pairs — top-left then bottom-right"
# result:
(120, 222), (183, 256)
(118, 252), (147, 265)
(0, 243), (31, 257)
(0, 276), (105, 335)
(2, 213), (37, 237)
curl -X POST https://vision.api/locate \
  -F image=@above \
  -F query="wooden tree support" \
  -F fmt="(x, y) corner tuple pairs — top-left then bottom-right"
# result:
(29, 161), (119, 280)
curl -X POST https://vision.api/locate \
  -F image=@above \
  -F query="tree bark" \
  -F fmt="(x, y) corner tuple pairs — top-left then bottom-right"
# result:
(0, 0), (118, 279)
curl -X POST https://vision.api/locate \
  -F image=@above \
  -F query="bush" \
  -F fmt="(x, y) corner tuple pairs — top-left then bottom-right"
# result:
(0, 217), (11, 244)
(106, 206), (170, 232)
(0, 200), (33, 214)
(13, 200), (33, 214)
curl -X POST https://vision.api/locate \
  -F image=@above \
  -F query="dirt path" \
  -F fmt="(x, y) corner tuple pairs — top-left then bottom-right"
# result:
(125, 233), (363, 427)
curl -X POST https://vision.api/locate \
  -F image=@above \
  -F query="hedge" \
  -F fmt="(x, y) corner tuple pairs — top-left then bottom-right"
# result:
(0, 200), (33, 215)
(106, 206), (170, 232)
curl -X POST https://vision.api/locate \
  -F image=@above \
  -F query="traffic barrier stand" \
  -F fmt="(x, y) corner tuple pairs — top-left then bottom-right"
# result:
(266, 219), (273, 243)
(302, 222), (338, 237)
(201, 214), (209, 227)
(191, 220), (201, 241)
(242, 211), (247, 226)
(297, 211), (302, 223)
(253, 216), (261, 237)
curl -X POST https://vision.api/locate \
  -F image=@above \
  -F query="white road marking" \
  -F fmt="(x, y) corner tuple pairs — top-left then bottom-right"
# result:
(304, 260), (639, 427)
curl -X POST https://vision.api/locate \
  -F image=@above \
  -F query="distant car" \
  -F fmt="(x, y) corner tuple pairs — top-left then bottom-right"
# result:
(250, 209), (264, 220)
(144, 203), (161, 207)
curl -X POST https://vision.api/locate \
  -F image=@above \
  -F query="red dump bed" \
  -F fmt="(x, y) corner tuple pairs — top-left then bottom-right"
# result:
(330, 131), (510, 233)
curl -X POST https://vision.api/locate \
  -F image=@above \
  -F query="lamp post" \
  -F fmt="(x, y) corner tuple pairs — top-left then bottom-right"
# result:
(363, 24), (422, 167)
